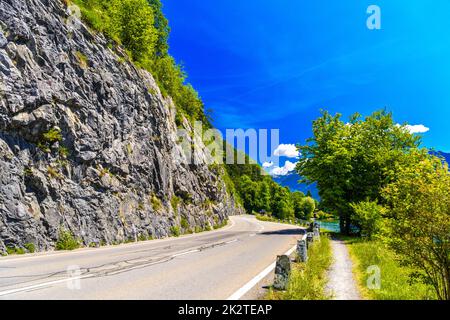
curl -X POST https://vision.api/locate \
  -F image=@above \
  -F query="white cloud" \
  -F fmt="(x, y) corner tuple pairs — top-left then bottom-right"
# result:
(269, 161), (298, 176)
(396, 124), (430, 134)
(262, 161), (274, 168)
(273, 144), (300, 158)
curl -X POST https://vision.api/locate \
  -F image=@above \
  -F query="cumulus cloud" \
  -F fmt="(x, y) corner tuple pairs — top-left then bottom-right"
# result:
(269, 161), (298, 176)
(396, 124), (430, 134)
(262, 161), (274, 168)
(273, 144), (300, 158)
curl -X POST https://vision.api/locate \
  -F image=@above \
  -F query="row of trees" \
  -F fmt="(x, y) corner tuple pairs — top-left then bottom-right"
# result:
(239, 175), (316, 220)
(73, 0), (208, 124)
(297, 110), (449, 300)
(224, 150), (316, 221)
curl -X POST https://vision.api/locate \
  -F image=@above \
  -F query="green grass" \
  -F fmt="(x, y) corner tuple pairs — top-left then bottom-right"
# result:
(343, 237), (437, 300)
(267, 236), (333, 300)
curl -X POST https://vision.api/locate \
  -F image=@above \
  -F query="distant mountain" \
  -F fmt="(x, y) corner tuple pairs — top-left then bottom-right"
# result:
(436, 151), (450, 164)
(272, 173), (319, 199)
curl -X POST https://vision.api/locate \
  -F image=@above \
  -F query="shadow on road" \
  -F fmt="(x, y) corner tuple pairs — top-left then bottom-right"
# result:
(260, 228), (306, 236)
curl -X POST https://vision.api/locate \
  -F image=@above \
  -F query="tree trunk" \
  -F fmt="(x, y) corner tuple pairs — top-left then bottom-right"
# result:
(339, 216), (345, 234)
(345, 216), (351, 235)
(339, 214), (351, 235)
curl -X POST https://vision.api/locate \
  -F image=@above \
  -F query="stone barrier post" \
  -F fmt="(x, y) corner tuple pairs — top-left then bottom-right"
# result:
(297, 237), (308, 262)
(313, 227), (320, 241)
(306, 232), (314, 248)
(273, 255), (291, 290)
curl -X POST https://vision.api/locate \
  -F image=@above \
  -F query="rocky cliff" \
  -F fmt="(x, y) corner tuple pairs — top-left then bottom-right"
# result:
(0, 0), (241, 254)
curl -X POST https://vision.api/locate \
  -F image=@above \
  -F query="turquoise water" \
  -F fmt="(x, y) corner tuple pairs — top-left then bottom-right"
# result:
(318, 221), (341, 233)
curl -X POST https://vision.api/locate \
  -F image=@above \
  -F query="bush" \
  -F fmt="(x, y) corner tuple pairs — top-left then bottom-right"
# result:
(170, 226), (180, 237)
(180, 217), (189, 229)
(38, 128), (62, 152)
(56, 229), (80, 251)
(351, 201), (385, 238)
(24, 243), (36, 253)
(171, 196), (180, 214)
(6, 246), (26, 255)
(150, 193), (162, 211)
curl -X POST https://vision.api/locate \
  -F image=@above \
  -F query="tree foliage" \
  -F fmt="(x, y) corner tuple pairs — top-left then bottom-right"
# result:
(382, 154), (450, 300)
(297, 110), (421, 234)
(73, 0), (206, 124)
(227, 162), (314, 220)
(351, 201), (386, 239)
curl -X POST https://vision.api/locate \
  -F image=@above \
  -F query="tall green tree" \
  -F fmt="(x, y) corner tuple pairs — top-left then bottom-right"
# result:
(301, 197), (316, 220)
(257, 180), (272, 213)
(239, 175), (258, 213)
(272, 187), (295, 220)
(147, 0), (170, 57)
(109, 0), (157, 63)
(291, 191), (305, 219)
(297, 110), (420, 234)
(382, 153), (450, 300)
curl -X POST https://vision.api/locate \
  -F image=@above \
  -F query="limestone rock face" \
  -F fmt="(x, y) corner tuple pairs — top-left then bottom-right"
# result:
(0, 0), (242, 254)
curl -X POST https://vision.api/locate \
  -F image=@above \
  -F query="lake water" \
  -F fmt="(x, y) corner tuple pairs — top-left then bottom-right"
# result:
(317, 221), (341, 233)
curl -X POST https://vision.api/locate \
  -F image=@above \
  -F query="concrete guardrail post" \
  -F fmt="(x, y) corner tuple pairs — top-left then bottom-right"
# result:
(273, 255), (291, 290)
(306, 232), (314, 248)
(297, 238), (308, 262)
(313, 227), (320, 241)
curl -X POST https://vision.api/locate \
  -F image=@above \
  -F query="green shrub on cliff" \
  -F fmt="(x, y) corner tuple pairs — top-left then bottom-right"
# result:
(56, 229), (80, 251)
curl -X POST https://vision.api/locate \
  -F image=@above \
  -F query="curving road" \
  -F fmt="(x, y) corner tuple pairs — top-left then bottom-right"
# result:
(0, 215), (302, 300)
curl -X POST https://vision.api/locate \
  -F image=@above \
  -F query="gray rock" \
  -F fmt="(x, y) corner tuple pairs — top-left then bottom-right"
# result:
(0, 30), (7, 48)
(0, 0), (243, 254)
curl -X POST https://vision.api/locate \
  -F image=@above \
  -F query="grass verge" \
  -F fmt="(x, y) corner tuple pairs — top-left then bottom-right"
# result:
(267, 235), (333, 300)
(340, 236), (437, 300)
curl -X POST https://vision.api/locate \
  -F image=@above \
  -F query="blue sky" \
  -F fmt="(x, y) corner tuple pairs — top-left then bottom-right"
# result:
(162, 0), (450, 170)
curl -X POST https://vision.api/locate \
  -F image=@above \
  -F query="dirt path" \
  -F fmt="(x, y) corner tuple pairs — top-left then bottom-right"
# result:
(325, 239), (361, 300)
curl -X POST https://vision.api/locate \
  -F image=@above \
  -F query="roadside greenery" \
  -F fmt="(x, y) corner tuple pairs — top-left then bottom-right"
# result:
(344, 237), (437, 300)
(225, 151), (317, 221)
(297, 110), (421, 235)
(298, 110), (450, 300)
(267, 236), (332, 300)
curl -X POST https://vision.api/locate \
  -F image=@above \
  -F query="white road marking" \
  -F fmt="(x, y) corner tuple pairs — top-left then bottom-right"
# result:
(225, 239), (238, 244)
(226, 244), (297, 300)
(171, 249), (200, 258)
(0, 217), (238, 263)
(249, 234), (256, 237)
(0, 275), (94, 297)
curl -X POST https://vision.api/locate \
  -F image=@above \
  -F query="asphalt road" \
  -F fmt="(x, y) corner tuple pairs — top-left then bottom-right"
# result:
(0, 215), (302, 300)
